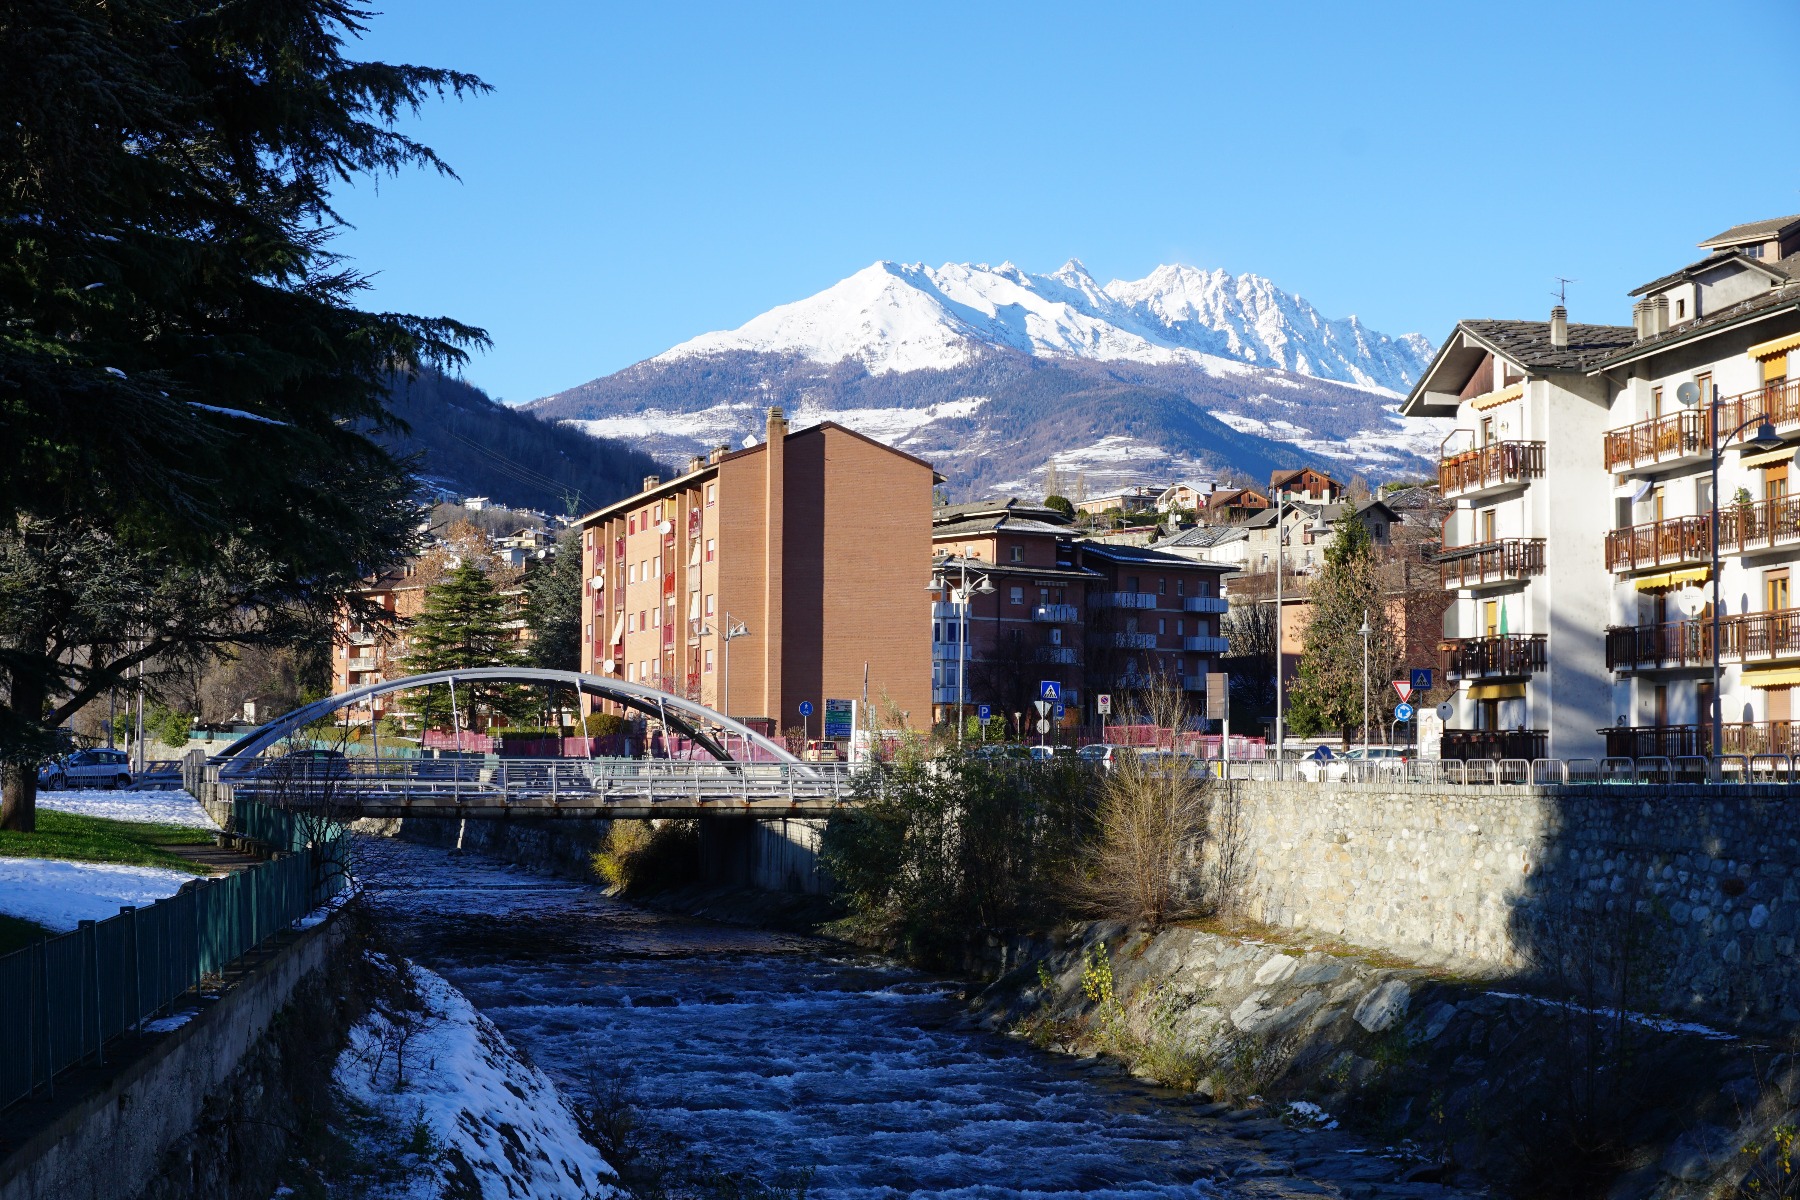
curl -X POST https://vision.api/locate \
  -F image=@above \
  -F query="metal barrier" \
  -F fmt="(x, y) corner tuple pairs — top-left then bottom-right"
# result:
(0, 802), (346, 1112)
(1207, 751), (1800, 789)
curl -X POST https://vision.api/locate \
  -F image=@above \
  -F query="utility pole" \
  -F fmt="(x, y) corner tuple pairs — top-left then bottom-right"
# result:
(1360, 608), (1371, 759)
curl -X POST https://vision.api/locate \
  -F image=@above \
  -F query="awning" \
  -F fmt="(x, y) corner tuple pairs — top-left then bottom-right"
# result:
(1470, 383), (1524, 412)
(1743, 446), (1796, 469)
(610, 615), (625, 645)
(688, 591), (701, 618)
(1748, 331), (1800, 361)
(1633, 566), (1712, 593)
(1744, 665), (1800, 687)
(1466, 682), (1527, 700)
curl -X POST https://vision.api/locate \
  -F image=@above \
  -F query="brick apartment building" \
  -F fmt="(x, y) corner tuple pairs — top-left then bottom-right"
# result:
(928, 499), (1232, 729)
(576, 407), (936, 732)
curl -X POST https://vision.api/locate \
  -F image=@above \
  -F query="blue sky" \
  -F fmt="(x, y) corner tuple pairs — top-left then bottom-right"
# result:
(331, 1), (1800, 403)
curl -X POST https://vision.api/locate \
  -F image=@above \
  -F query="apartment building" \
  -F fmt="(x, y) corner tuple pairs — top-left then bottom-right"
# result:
(927, 499), (1231, 728)
(576, 407), (935, 732)
(1591, 215), (1800, 757)
(1403, 311), (1635, 759)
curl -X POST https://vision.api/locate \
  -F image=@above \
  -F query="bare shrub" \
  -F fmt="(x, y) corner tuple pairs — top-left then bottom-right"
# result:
(592, 819), (698, 894)
(1072, 752), (1209, 926)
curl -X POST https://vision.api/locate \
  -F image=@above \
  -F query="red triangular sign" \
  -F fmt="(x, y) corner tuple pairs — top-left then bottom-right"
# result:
(1392, 681), (1414, 702)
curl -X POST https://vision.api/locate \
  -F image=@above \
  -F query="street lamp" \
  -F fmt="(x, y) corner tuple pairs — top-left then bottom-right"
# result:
(1271, 494), (1333, 770)
(930, 560), (994, 746)
(1701, 381), (1783, 761)
(1359, 609), (1372, 758)
(719, 613), (750, 723)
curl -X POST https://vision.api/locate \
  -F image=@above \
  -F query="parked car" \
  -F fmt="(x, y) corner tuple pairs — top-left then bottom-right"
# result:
(1076, 744), (1135, 769)
(1027, 745), (1076, 762)
(38, 748), (133, 790)
(971, 743), (1031, 761)
(804, 739), (842, 763)
(1296, 746), (1408, 782)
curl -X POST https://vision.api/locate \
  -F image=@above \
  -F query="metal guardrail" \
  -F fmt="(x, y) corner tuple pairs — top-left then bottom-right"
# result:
(1211, 754), (1800, 786)
(0, 801), (346, 1112)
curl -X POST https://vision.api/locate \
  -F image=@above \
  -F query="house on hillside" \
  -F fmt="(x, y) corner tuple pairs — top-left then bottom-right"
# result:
(1201, 487), (1270, 524)
(1155, 481), (1216, 514)
(1269, 467), (1343, 503)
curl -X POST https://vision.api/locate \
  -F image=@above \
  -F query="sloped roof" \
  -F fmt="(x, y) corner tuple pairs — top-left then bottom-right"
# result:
(1698, 214), (1800, 250)
(1077, 539), (1231, 570)
(1629, 249), (1800, 297)
(1166, 525), (1248, 548)
(1456, 319), (1638, 372)
(931, 515), (1072, 538)
(1595, 283), (1800, 370)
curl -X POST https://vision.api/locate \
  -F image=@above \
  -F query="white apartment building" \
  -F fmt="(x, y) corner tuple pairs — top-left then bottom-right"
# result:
(1404, 214), (1800, 762)
(1403, 311), (1636, 759)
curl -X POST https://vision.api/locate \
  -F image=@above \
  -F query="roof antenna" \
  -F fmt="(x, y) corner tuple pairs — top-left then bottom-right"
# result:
(1551, 277), (1578, 307)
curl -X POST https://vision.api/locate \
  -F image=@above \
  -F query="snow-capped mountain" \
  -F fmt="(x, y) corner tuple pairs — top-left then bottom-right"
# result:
(658, 259), (1432, 393)
(529, 259), (1445, 499)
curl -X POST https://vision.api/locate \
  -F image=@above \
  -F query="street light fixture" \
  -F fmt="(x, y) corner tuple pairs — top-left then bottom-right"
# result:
(1700, 379), (1784, 762)
(719, 613), (750, 725)
(1359, 609), (1372, 759)
(931, 560), (994, 746)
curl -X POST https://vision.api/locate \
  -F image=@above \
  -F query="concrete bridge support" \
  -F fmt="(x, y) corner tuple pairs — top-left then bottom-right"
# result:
(698, 817), (831, 895)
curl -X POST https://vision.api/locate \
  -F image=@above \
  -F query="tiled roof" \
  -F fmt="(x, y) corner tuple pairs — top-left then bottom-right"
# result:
(1594, 283), (1800, 369)
(1078, 539), (1230, 569)
(1458, 318), (1638, 371)
(1166, 525), (1247, 548)
(1698, 214), (1800, 250)
(932, 553), (1100, 580)
(931, 515), (1072, 538)
(1629, 249), (1800, 297)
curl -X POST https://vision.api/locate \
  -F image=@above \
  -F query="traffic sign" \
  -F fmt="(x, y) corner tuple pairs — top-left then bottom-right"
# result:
(1392, 681), (1413, 702)
(1036, 718), (1051, 734)
(798, 700), (814, 717)
(1034, 699), (1052, 716)
(1436, 702), (1454, 721)
(977, 704), (992, 721)
(1411, 668), (1434, 691)
(1039, 680), (1062, 701)
(1394, 702), (1415, 722)
(1054, 702), (1066, 721)
(1097, 693), (1112, 714)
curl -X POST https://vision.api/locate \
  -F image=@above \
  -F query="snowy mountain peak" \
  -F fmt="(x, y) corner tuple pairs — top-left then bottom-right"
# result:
(657, 258), (1432, 393)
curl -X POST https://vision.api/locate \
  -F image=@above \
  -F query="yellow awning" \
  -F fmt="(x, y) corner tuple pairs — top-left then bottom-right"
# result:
(1743, 665), (1800, 687)
(1744, 446), (1796, 469)
(1748, 331), (1800, 361)
(1470, 383), (1524, 412)
(1466, 682), (1527, 700)
(1632, 566), (1713, 593)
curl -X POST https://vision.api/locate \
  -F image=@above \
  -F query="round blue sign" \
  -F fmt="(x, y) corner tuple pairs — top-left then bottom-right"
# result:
(798, 701), (814, 717)
(1394, 702), (1415, 722)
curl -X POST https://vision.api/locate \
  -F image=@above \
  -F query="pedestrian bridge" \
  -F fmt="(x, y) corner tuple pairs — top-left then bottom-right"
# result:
(202, 668), (862, 819)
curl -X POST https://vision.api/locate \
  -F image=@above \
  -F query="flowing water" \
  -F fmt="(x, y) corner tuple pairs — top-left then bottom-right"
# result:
(357, 838), (1391, 1199)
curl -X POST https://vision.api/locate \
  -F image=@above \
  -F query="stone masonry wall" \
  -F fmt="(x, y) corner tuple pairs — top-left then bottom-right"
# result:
(1220, 780), (1800, 1030)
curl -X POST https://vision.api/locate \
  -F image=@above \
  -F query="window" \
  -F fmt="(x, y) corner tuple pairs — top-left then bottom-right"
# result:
(705, 593), (715, 616)
(1375, 524), (1386, 540)
(1766, 463), (1790, 503)
(1010, 546), (1024, 563)
(1050, 628), (1062, 645)
(1157, 577), (1166, 595)
(1697, 371), (1713, 405)
(627, 613), (636, 633)
(654, 554), (662, 576)
(706, 538), (716, 562)
(705, 649), (715, 673)
(585, 530), (594, 550)
(639, 609), (647, 629)
(1480, 415), (1495, 446)
(933, 622), (940, 643)
(651, 608), (660, 628)
(1767, 569), (1791, 613)
(585, 622), (592, 644)
(1127, 575), (1140, 592)
(1010, 586), (1024, 605)
(654, 502), (663, 521)
(1676, 298), (1687, 319)
(641, 559), (649, 580)
(1157, 618), (1166, 634)
(706, 483), (716, 506)
(1481, 509), (1497, 543)
(628, 562), (637, 583)
(1177, 619), (1184, 636)
(628, 517), (636, 535)
(626, 663), (635, 682)
(1650, 386), (1663, 419)
(1176, 579), (1185, 597)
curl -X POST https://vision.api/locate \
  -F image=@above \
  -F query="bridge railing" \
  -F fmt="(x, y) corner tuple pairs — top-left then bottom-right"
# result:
(1214, 753), (1800, 787)
(0, 801), (348, 1113)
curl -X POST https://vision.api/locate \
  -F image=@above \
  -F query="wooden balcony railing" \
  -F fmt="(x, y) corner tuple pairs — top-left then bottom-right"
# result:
(1442, 729), (1548, 761)
(1603, 409), (1709, 472)
(1444, 634), (1547, 679)
(1439, 441), (1545, 497)
(1436, 538), (1546, 589)
(1605, 611), (1800, 670)
(1604, 515), (1711, 571)
(1714, 378), (1800, 445)
(1601, 722), (1800, 758)
(1718, 495), (1800, 553)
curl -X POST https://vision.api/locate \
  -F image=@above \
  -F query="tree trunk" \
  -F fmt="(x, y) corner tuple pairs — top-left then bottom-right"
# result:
(1, 760), (36, 832)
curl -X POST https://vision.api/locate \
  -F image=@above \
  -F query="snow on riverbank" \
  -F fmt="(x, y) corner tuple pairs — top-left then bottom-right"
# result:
(0, 858), (194, 931)
(37, 788), (218, 829)
(331, 957), (618, 1200)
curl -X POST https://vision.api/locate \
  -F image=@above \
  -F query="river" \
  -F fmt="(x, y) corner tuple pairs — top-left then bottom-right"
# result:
(357, 836), (1443, 1199)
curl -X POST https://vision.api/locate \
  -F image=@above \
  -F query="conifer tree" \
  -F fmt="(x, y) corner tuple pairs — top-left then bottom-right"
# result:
(524, 529), (585, 672)
(1286, 513), (1400, 746)
(402, 563), (525, 731)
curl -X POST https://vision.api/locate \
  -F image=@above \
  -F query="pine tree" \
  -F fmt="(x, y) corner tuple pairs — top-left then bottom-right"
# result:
(1286, 513), (1400, 745)
(402, 563), (525, 731)
(524, 529), (585, 672)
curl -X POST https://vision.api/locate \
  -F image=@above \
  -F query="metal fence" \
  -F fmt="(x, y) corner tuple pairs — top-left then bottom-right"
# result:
(0, 802), (346, 1112)
(1212, 754), (1800, 786)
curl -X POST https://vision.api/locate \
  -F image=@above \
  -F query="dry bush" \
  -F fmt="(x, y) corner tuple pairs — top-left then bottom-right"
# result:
(1073, 752), (1210, 926)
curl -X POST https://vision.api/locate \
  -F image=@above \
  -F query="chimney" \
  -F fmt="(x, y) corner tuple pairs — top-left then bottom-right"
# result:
(642, 474), (660, 492)
(1632, 300), (1653, 341)
(766, 405), (787, 444)
(709, 442), (730, 465)
(686, 455), (705, 474)
(1651, 295), (1670, 334)
(1549, 305), (1569, 349)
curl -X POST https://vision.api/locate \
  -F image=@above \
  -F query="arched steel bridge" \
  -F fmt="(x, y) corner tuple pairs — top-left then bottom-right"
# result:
(204, 668), (861, 819)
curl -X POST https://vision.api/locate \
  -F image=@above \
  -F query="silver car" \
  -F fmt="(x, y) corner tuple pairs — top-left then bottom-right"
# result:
(39, 748), (134, 790)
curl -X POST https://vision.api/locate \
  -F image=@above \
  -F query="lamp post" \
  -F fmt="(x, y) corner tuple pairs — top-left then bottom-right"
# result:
(1359, 609), (1371, 758)
(720, 613), (750, 723)
(1704, 382), (1782, 761)
(931, 560), (994, 746)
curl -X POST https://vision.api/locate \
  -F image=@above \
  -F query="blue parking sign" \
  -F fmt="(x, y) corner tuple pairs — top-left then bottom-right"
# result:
(1394, 702), (1415, 722)
(1410, 668), (1433, 691)
(1054, 702), (1065, 720)
(977, 704), (992, 721)
(1039, 680), (1061, 701)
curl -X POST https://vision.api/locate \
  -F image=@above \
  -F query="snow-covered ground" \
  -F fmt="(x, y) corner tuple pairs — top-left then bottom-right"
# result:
(0, 858), (195, 931)
(37, 788), (218, 829)
(327, 957), (618, 1200)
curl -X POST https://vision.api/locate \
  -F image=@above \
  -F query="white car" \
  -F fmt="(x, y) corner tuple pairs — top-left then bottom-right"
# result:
(1296, 746), (1408, 782)
(40, 748), (134, 790)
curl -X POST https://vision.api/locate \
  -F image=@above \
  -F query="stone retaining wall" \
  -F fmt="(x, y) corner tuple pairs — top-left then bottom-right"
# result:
(1221, 781), (1800, 1029)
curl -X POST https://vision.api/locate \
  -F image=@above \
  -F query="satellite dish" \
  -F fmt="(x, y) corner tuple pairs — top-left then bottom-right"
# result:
(742, 434), (758, 448)
(1676, 585), (1707, 618)
(1677, 382), (1700, 406)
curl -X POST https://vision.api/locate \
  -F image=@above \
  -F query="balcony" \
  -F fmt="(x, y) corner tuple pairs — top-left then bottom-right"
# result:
(1601, 722), (1800, 758)
(1605, 611), (1800, 671)
(1715, 378), (1800, 446)
(1036, 647), (1080, 664)
(1091, 592), (1158, 610)
(1439, 440), (1545, 499)
(932, 686), (962, 705)
(1444, 634), (1546, 680)
(1718, 495), (1800, 555)
(347, 656), (377, 672)
(1604, 516), (1710, 572)
(1437, 538), (1546, 589)
(1182, 596), (1229, 614)
(1181, 675), (1209, 692)
(1183, 635), (1230, 654)
(1442, 729), (1548, 761)
(1033, 603), (1080, 623)
(345, 630), (376, 646)
(1110, 631), (1157, 649)
(663, 571), (677, 596)
(1603, 410), (1709, 472)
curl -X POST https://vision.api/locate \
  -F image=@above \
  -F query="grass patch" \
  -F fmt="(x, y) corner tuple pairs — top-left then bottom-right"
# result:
(0, 913), (53, 954)
(0, 809), (213, 875)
